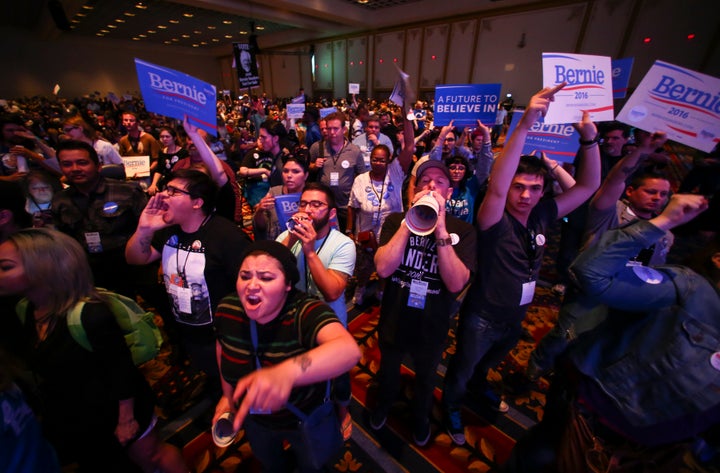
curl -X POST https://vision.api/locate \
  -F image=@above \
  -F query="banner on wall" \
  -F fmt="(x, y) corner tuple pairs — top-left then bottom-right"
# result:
(612, 57), (634, 99)
(505, 113), (581, 163)
(134, 58), (217, 136)
(542, 52), (614, 124)
(233, 42), (260, 89)
(617, 60), (720, 153)
(433, 83), (502, 126)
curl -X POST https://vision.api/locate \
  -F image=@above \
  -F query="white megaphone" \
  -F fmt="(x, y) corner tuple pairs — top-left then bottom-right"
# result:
(405, 193), (439, 235)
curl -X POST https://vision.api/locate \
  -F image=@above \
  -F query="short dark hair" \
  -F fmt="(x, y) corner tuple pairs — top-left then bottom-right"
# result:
(302, 181), (336, 211)
(323, 112), (346, 126)
(282, 150), (310, 173)
(516, 155), (551, 190)
(56, 140), (99, 165)
(170, 169), (219, 215)
(627, 170), (669, 190)
(602, 121), (631, 139)
(260, 120), (287, 137)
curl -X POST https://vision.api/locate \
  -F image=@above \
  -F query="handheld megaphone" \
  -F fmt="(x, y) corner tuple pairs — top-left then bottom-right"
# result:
(405, 193), (439, 235)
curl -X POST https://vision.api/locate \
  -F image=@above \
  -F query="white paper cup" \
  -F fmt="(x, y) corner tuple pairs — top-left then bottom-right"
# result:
(212, 412), (238, 448)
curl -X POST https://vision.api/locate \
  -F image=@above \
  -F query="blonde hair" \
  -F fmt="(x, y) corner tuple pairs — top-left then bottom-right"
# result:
(8, 228), (99, 317)
(63, 116), (97, 141)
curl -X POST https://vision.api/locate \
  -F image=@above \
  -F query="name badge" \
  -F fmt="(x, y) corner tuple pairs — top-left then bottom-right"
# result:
(169, 284), (193, 314)
(407, 279), (429, 309)
(84, 232), (103, 253)
(330, 172), (340, 187)
(520, 280), (536, 305)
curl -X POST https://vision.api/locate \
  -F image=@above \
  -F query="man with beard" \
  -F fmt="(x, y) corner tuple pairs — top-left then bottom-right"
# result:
(126, 169), (250, 385)
(277, 181), (356, 438)
(52, 140), (147, 297)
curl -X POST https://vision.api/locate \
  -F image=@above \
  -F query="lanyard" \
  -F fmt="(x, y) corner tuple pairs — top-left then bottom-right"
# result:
(302, 229), (333, 293)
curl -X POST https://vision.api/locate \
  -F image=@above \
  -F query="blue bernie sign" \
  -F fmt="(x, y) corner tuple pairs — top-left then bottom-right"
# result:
(433, 83), (502, 127)
(134, 59), (217, 136)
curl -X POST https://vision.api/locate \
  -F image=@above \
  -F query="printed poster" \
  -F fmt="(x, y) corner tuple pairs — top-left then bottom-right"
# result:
(542, 53), (614, 124)
(134, 59), (217, 135)
(433, 83), (502, 126)
(505, 113), (581, 163)
(617, 60), (720, 153)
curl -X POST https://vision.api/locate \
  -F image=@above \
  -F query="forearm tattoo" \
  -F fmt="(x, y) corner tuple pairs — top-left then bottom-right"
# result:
(294, 354), (312, 373)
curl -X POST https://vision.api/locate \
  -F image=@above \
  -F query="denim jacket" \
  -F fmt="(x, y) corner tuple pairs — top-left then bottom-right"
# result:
(569, 220), (720, 428)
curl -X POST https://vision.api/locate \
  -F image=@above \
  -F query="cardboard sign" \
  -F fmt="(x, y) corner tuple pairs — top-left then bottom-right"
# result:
(121, 155), (150, 178)
(287, 103), (306, 119)
(542, 53), (614, 124)
(348, 83), (360, 94)
(505, 113), (580, 163)
(433, 83), (502, 126)
(612, 57), (634, 99)
(134, 59), (217, 136)
(274, 193), (302, 225)
(617, 60), (720, 153)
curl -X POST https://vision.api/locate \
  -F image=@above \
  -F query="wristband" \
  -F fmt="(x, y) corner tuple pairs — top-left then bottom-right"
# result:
(579, 136), (600, 146)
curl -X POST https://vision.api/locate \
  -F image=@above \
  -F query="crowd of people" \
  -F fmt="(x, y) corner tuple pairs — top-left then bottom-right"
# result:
(1, 84), (719, 473)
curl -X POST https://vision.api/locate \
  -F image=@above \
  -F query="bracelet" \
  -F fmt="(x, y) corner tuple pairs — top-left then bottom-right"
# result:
(551, 164), (559, 173)
(579, 136), (600, 146)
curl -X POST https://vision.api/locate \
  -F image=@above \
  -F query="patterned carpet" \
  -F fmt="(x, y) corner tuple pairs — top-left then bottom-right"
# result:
(151, 141), (709, 472)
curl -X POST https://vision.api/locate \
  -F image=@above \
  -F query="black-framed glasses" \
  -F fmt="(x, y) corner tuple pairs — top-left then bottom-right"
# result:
(298, 200), (327, 209)
(166, 186), (192, 197)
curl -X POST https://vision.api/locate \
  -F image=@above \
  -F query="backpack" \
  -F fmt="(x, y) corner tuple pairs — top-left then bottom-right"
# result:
(16, 289), (163, 366)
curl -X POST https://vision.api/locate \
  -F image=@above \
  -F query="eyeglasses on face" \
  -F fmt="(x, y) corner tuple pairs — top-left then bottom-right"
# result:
(165, 186), (192, 197)
(297, 200), (327, 209)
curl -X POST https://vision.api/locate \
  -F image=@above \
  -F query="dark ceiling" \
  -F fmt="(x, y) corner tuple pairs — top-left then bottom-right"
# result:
(1, 0), (541, 52)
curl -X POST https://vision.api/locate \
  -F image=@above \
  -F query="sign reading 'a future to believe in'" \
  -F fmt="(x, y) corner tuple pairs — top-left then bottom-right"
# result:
(433, 83), (502, 126)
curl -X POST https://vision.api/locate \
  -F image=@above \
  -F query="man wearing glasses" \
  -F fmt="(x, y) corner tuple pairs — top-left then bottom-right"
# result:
(277, 181), (356, 438)
(126, 169), (250, 386)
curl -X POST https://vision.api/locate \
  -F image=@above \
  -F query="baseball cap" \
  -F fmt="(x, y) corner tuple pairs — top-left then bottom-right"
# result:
(415, 159), (451, 182)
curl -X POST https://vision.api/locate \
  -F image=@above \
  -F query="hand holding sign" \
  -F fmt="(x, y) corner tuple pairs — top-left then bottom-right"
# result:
(520, 82), (567, 129)
(572, 111), (598, 142)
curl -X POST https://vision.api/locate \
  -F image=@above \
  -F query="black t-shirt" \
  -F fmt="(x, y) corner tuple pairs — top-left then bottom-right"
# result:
(465, 199), (558, 323)
(378, 212), (476, 348)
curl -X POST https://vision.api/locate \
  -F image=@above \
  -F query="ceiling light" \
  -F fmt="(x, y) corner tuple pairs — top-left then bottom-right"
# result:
(135, 3), (148, 10)
(99, 29), (109, 33)
(96, 33), (105, 36)
(158, 25), (167, 29)
(211, 38), (220, 42)
(358, 0), (369, 3)
(171, 38), (179, 42)
(207, 25), (216, 30)
(256, 25), (265, 30)
(222, 20), (232, 25)
(147, 30), (156, 34)
(82, 4), (94, 10)
(200, 41), (207, 45)
(107, 24), (117, 28)
(139, 34), (147, 38)
(193, 30), (202, 34)
(115, 18), (125, 23)
(76, 12), (86, 17)
(224, 34), (233, 38)
(132, 37), (141, 41)
(124, 12), (135, 17)
(71, 19), (81, 23)
(183, 12), (194, 18)
(192, 44), (200, 48)
(164, 40), (172, 44)
(239, 31), (248, 35)
(169, 19), (179, 24)
(181, 34), (190, 38)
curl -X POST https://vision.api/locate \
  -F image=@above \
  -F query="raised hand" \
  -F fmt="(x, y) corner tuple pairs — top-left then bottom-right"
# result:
(520, 82), (567, 128)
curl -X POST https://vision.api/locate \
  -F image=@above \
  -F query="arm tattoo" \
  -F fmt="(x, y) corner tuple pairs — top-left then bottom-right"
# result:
(139, 235), (153, 256)
(294, 354), (312, 373)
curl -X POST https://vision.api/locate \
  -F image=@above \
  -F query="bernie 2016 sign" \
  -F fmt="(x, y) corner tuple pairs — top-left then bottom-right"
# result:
(134, 59), (217, 136)
(433, 83), (502, 126)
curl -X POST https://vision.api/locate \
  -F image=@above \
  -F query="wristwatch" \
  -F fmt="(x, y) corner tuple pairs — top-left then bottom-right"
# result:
(436, 233), (460, 246)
